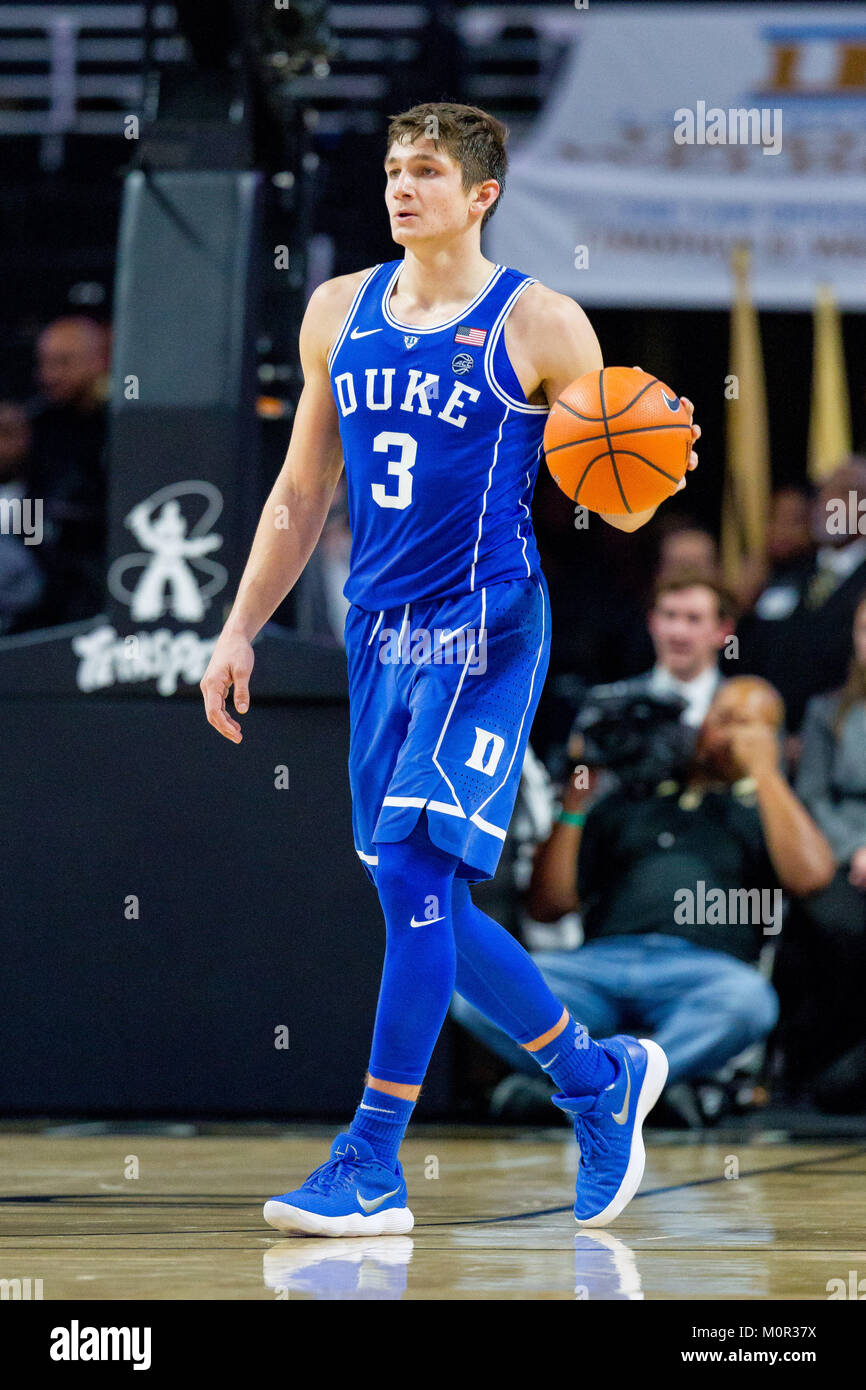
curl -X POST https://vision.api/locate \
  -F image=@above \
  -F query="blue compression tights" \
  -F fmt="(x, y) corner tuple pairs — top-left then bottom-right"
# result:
(368, 815), (568, 1086)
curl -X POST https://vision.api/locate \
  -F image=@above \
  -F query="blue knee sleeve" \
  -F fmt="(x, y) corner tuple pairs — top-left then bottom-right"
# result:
(451, 878), (564, 1044)
(368, 817), (458, 1086)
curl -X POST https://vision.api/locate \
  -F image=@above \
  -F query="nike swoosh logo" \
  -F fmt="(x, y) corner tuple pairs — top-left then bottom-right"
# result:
(661, 389), (680, 413)
(430, 620), (471, 659)
(357, 1186), (400, 1213)
(410, 914), (445, 928)
(350, 326), (381, 339)
(611, 1055), (632, 1125)
(539, 1052), (559, 1070)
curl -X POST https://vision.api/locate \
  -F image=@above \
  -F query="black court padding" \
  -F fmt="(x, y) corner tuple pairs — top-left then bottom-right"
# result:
(0, 686), (452, 1117)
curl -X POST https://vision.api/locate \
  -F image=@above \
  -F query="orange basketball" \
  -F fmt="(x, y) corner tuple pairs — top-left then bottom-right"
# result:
(544, 367), (692, 515)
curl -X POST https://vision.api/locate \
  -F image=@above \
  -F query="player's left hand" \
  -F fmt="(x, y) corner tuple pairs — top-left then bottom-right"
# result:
(630, 369), (699, 497)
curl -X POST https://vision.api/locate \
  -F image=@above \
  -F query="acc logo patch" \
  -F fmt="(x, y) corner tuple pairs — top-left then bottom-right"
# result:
(451, 352), (474, 375)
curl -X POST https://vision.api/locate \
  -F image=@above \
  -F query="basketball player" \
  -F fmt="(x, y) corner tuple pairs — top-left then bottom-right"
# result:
(200, 103), (700, 1234)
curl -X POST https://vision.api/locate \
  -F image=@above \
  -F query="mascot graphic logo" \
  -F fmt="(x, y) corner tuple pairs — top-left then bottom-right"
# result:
(75, 482), (226, 696)
(108, 482), (227, 623)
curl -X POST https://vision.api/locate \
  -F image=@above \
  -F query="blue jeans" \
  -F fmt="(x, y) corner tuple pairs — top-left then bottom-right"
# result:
(450, 934), (779, 1084)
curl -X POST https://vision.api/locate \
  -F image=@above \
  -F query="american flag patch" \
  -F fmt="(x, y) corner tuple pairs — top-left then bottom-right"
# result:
(454, 325), (487, 346)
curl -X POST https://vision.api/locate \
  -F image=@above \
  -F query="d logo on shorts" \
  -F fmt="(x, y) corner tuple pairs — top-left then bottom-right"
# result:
(466, 727), (505, 776)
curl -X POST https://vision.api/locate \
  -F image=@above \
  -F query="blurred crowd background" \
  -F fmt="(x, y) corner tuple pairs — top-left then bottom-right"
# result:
(3, 0), (866, 1126)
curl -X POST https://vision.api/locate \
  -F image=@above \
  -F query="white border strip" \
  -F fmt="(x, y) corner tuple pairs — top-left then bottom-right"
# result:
(468, 811), (507, 841)
(366, 610), (385, 646)
(470, 406), (509, 593)
(371, 580), (545, 850)
(471, 575), (547, 832)
(483, 277), (550, 414)
(327, 263), (382, 372)
(428, 587), (487, 819)
(381, 262), (505, 334)
(516, 455), (540, 578)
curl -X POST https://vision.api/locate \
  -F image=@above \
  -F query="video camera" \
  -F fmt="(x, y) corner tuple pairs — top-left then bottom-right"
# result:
(571, 686), (695, 794)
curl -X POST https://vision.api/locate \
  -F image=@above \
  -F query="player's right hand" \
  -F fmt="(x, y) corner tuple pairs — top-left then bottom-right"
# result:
(200, 634), (254, 744)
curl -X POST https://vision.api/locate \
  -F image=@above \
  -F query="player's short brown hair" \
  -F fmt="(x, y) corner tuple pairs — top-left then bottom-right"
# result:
(652, 569), (740, 626)
(385, 102), (508, 226)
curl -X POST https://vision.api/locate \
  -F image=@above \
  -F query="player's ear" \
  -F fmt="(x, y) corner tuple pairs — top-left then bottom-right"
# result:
(473, 178), (500, 216)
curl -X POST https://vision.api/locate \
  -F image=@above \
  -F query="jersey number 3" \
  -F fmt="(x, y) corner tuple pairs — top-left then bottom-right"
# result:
(370, 431), (417, 510)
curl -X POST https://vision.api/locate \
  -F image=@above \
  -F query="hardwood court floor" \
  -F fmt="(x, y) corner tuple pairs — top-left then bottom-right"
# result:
(1, 1128), (864, 1300)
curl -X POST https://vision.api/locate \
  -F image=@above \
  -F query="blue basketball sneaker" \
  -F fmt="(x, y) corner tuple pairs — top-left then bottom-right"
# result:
(552, 1036), (668, 1227)
(263, 1134), (414, 1237)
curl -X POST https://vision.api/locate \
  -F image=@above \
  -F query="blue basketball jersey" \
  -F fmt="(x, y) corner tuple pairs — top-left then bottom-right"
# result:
(327, 260), (549, 611)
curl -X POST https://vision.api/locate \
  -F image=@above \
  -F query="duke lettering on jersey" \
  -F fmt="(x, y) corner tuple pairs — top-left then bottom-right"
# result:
(328, 260), (549, 611)
(334, 368), (481, 429)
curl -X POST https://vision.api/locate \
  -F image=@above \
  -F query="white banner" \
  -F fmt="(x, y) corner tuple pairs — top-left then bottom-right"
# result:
(487, 4), (866, 308)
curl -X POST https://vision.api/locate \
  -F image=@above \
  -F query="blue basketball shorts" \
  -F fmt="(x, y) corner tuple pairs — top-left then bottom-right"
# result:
(344, 572), (551, 884)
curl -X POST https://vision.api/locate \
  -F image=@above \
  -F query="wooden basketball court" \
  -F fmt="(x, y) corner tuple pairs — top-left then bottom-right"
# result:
(2, 1127), (864, 1300)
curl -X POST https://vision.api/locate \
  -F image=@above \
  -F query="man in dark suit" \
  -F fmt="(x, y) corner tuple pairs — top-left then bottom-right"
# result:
(26, 316), (111, 625)
(738, 458), (866, 733)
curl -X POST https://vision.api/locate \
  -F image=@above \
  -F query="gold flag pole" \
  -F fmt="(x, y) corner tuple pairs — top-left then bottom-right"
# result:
(808, 284), (852, 485)
(722, 244), (771, 588)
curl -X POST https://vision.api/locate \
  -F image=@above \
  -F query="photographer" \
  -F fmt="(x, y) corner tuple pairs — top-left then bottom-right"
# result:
(452, 678), (834, 1098)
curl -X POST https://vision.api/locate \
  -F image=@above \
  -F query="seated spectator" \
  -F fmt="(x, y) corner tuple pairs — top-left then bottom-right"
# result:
(26, 315), (111, 624)
(655, 517), (720, 584)
(737, 459), (866, 732)
(451, 677), (834, 1113)
(570, 571), (735, 741)
(776, 595), (866, 1112)
(0, 401), (44, 634)
(734, 485), (815, 613)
